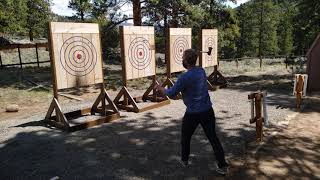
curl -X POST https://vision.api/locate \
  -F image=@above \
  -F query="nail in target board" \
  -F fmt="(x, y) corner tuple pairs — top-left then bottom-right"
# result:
(45, 22), (120, 131)
(167, 28), (192, 74)
(199, 29), (218, 68)
(114, 26), (170, 113)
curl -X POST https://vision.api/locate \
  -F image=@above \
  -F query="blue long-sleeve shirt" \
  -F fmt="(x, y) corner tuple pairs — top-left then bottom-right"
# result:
(165, 67), (212, 113)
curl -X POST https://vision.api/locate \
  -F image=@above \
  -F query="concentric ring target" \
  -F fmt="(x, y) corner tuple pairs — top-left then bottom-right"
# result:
(59, 36), (97, 76)
(128, 37), (152, 70)
(205, 37), (215, 62)
(173, 37), (189, 64)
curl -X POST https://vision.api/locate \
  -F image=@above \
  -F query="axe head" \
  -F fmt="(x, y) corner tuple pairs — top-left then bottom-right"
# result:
(207, 47), (213, 56)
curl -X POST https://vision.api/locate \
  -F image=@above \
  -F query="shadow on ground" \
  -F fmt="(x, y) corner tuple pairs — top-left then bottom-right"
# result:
(0, 111), (255, 179)
(230, 105), (320, 179)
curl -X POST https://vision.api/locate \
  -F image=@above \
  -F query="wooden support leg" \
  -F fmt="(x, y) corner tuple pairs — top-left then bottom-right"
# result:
(91, 89), (119, 115)
(45, 98), (70, 130)
(114, 86), (139, 112)
(208, 65), (228, 87)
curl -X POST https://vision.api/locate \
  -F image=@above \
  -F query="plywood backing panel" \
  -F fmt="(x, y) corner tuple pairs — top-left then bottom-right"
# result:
(49, 22), (104, 90)
(200, 29), (218, 68)
(168, 28), (192, 73)
(120, 26), (156, 80)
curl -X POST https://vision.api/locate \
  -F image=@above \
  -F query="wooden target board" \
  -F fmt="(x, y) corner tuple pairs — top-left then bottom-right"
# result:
(120, 26), (156, 80)
(200, 29), (218, 68)
(167, 28), (192, 73)
(49, 22), (104, 90)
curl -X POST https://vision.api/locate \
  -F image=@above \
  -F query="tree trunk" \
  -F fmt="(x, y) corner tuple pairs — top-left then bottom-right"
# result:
(29, 29), (34, 41)
(80, 10), (84, 21)
(133, 0), (141, 26)
(164, 0), (168, 64)
(171, 1), (178, 27)
(258, 1), (264, 69)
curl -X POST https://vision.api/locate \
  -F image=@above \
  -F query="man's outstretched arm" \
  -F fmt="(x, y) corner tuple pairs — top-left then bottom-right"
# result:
(155, 75), (186, 98)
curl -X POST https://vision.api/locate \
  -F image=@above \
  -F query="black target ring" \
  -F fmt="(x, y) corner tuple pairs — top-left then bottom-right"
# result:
(173, 37), (189, 64)
(128, 37), (152, 70)
(60, 36), (97, 76)
(205, 37), (215, 62)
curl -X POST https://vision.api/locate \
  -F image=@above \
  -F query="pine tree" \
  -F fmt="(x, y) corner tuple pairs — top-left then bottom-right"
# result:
(68, 0), (92, 21)
(26, 0), (51, 41)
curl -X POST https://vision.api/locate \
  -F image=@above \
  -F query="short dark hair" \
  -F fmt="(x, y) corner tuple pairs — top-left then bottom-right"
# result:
(183, 49), (198, 66)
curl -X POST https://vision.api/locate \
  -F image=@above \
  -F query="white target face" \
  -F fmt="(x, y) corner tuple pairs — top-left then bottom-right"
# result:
(50, 22), (104, 90)
(121, 26), (156, 80)
(172, 37), (189, 65)
(200, 29), (218, 68)
(128, 37), (152, 70)
(168, 28), (192, 73)
(60, 36), (98, 76)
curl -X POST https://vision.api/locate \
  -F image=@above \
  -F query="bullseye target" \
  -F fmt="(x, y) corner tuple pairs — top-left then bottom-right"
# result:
(120, 26), (156, 80)
(128, 37), (152, 70)
(60, 36), (98, 76)
(173, 37), (189, 65)
(168, 28), (192, 73)
(49, 22), (104, 90)
(200, 29), (218, 68)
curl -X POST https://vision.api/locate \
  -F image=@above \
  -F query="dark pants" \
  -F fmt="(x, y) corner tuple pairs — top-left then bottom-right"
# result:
(181, 108), (227, 167)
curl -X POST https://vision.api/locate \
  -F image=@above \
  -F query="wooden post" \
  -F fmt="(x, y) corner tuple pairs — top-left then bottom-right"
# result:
(236, 58), (239, 69)
(119, 26), (128, 105)
(295, 74), (304, 111)
(35, 43), (40, 67)
(255, 93), (263, 142)
(18, 45), (22, 69)
(248, 92), (264, 142)
(0, 52), (3, 68)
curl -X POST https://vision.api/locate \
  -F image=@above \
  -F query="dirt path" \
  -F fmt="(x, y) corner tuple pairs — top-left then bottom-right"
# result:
(231, 98), (320, 179)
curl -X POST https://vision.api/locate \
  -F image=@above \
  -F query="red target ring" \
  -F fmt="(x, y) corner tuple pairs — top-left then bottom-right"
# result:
(60, 36), (97, 77)
(128, 37), (152, 70)
(173, 37), (189, 65)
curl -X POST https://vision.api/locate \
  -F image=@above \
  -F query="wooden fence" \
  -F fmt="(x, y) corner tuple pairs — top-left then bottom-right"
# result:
(218, 55), (307, 69)
(0, 43), (50, 68)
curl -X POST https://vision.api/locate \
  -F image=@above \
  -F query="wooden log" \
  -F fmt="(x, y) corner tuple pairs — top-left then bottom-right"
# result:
(6, 104), (19, 112)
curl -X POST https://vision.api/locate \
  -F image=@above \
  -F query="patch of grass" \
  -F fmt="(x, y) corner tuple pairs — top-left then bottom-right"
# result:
(0, 87), (52, 111)
(0, 47), (50, 67)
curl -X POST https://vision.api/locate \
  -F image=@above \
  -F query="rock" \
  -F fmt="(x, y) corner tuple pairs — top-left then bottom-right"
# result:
(5, 104), (19, 112)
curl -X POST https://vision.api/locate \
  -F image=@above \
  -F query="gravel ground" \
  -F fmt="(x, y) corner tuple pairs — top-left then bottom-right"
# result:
(0, 85), (296, 179)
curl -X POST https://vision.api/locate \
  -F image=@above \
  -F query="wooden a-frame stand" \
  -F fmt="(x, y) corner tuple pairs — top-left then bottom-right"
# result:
(45, 84), (120, 131)
(114, 75), (170, 113)
(207, 65), (228, 89)
(161, 72), (182, 100)
(198, 57), (220, 92)
(45, 22), (120, 131)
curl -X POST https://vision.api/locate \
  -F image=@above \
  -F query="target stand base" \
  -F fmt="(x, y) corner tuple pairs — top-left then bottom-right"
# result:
(114, 81), (170, 113)
(44, 89), (120, 132)
(208, 65), (228, 89)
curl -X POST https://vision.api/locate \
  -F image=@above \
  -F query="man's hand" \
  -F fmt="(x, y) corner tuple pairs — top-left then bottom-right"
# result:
(154, 84), (166, 97)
